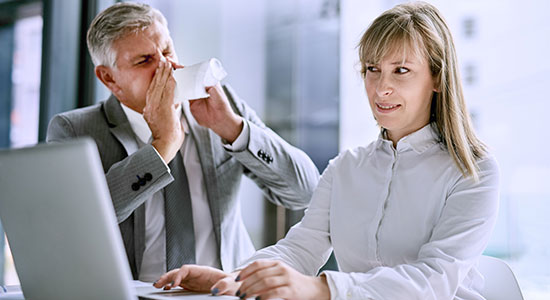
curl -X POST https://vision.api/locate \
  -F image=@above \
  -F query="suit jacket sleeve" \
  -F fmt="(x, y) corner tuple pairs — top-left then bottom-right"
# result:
(46, 112), (173, 223)
(222, 85), (320, 209)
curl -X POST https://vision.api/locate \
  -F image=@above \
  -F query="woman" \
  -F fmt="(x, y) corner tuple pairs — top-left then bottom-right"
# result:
(154, 2), (500, 299)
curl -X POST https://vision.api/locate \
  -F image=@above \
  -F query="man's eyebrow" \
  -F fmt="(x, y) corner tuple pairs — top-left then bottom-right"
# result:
(132, 53), (155, 61)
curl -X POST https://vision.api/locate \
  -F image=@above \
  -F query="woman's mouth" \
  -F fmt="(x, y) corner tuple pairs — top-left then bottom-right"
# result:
(376, 102), (401, 113)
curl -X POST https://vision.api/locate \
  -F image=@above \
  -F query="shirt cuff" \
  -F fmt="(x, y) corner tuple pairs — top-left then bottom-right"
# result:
(322, 270), (375, 300)
(151, 144), (171, 174)
(222, 119), (249, 152)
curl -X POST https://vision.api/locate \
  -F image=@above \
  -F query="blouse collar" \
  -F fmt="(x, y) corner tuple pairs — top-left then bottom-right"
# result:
(374, 124), (441, 154)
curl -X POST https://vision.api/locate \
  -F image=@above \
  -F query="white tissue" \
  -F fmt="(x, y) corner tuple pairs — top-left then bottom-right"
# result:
(173, 58), (227, 101)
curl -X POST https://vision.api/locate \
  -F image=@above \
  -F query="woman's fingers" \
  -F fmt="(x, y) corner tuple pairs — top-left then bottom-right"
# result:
(240, 274), (287, 299)
(235, 260), (294, 299)
(256, 286), (292, 300)
(238, 264), (285, 294)
(153, 268), (180, 288)
(171, 267), (188, 290)
(210, 275), (240, 296)
(237, 259), (280, 282)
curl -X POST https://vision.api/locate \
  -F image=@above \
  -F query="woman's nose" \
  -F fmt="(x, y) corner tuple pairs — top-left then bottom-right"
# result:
(376, 75), (393, 97)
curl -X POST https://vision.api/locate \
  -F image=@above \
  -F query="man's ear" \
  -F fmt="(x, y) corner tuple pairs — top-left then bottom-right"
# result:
(95, 66), (121, 94)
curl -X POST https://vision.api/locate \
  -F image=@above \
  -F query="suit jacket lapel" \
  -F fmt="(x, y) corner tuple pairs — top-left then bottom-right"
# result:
(181, 101), (223, 250)
(104, 95), (139, 156)
(103, 94), (145, 276)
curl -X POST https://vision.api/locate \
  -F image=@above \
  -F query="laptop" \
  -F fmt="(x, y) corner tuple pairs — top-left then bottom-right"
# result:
(0, 139), (233, 300)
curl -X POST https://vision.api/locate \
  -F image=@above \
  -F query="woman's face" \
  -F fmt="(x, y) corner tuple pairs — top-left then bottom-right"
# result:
(364, 50), (437, 143)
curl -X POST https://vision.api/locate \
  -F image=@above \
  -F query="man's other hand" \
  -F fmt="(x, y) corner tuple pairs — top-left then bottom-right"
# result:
(189, 84), (243, 144)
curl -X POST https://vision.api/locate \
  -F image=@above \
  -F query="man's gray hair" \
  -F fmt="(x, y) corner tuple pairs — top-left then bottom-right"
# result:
(86, 2), (167, 68)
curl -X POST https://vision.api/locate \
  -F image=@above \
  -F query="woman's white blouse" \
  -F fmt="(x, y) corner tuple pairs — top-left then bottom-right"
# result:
(243, 125), (500, 300)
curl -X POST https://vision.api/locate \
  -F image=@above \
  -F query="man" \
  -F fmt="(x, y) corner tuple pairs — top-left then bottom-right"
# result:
(46, 2), (319, 282)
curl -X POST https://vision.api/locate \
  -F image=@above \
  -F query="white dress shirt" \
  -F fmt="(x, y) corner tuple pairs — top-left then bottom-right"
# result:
(242, 124), (500, 299)
(121, 102), (250, 282)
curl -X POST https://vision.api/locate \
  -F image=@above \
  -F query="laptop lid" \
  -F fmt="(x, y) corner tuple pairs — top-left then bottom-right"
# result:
(0, 139), (136, 300)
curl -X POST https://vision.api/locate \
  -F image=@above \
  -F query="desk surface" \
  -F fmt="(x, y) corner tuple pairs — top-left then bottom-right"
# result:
(0, 283), (242, 300)
(0, 285), (22, 300)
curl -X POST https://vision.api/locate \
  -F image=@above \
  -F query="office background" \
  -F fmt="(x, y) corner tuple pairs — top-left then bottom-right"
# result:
(0, 0), (549, 299)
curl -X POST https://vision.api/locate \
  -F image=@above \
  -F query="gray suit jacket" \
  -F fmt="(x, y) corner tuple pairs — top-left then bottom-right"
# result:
(46, 85), (320, 279)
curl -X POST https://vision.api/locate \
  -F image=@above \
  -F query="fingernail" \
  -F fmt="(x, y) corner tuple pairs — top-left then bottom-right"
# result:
(235, 275), (241, 282)
(236, 290), (241, 297)
(152, 281), (157, 286)
(211, 287), (219, 296)
(239, 293), (247, 299)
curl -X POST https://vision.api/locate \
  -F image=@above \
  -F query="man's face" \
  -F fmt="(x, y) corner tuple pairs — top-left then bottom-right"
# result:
(106, 20), (177, 113)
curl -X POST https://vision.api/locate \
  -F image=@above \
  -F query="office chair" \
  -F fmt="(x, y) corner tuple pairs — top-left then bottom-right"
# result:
(478, 255), (524, 300)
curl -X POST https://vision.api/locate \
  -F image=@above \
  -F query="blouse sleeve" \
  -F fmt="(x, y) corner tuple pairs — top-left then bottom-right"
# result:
(237, 156), (338, 275)
(323, 156), (500, 300)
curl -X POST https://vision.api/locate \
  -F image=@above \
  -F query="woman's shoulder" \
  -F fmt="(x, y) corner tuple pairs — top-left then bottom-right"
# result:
(477, 152), (500, 175)
(328, 141), (378, 167)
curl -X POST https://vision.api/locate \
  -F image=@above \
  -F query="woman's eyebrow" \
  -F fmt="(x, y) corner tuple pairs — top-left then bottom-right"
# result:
(390, 60), (414, 65)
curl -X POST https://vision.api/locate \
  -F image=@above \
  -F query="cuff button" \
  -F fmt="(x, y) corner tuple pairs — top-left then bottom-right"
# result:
(144, 173), (153, 181)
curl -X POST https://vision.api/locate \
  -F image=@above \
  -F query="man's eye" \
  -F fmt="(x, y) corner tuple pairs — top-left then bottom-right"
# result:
(137, 57), (152, 65)
(396, 67), (409, 74)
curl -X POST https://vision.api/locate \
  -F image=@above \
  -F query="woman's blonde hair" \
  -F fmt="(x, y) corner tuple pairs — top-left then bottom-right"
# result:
(358, 1), (487, 179)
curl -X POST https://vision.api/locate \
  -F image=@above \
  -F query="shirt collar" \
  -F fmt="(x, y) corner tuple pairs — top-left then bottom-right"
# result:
(120, 102), (188, 145)
(373, 124), (440, 154)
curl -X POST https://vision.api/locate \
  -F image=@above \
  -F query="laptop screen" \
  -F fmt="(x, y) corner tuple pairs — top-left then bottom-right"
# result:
(0, 139), (136, 300)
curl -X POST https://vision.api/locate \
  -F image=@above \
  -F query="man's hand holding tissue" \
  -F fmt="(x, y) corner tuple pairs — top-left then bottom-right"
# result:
(189, 84), (244, 144)
(143, 57), (185, 163)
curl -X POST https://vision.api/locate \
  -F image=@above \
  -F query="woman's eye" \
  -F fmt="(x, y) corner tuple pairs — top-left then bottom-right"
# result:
(366, 66), (379, 72)
(396, 67), (409, 74)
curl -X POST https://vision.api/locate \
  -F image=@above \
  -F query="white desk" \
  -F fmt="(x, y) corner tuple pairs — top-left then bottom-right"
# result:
(0, 283), (241, 299)
(0, 285), (22, 300)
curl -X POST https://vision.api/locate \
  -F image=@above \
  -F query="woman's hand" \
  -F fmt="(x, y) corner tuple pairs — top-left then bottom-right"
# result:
(153, 264), (235, 294)
(227, 259), (331, 300)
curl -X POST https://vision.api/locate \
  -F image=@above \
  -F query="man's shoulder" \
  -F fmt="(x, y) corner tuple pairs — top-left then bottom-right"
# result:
(52, 100), (115, 130)
(49, 101), (113, 136)
(55, 102), (104, 120)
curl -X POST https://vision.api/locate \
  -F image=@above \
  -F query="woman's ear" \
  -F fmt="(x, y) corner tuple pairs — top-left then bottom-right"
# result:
(432, 76), (441, 93)
(95, 66), (121, 94)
